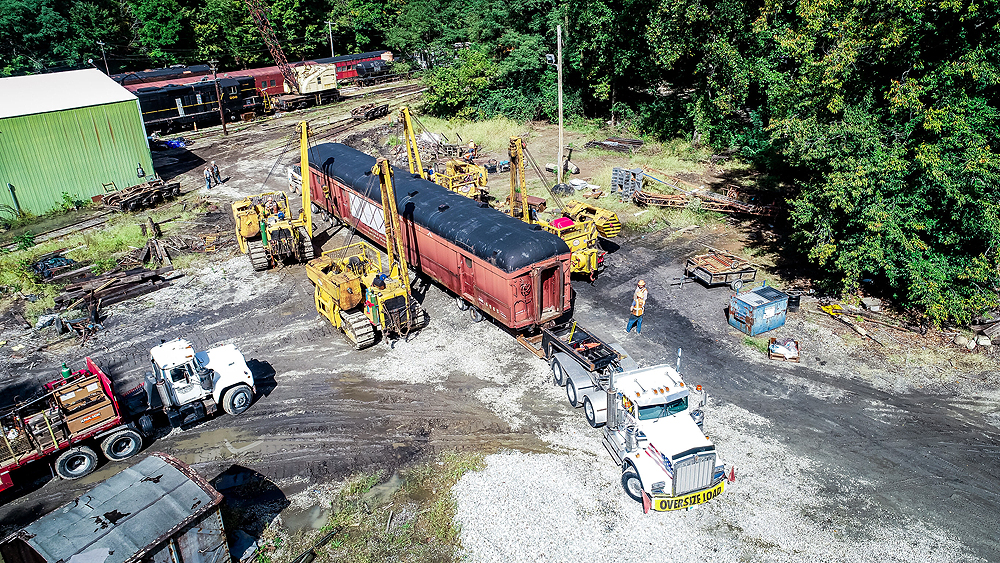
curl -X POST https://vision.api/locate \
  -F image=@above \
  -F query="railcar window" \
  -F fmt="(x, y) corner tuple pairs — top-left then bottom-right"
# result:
(260, 81), (266, 88)
(465, 257), (473, 268)
(270, 80), (275, 87)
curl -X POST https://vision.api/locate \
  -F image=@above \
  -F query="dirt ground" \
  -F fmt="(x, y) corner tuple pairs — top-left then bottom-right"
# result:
(1, 97), (999, 561)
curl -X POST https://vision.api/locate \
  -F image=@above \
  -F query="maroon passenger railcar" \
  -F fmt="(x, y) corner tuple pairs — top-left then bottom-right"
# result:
(307, 143), (573, 329)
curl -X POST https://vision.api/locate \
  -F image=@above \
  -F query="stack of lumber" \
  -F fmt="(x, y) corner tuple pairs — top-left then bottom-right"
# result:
(53, 266), (178, 311)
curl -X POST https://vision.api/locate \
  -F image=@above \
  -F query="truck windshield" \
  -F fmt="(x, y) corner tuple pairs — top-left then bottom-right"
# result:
(637, 397), (688, 420)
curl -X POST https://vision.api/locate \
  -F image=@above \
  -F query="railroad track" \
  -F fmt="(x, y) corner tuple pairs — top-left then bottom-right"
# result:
(1, 211), (115, 252)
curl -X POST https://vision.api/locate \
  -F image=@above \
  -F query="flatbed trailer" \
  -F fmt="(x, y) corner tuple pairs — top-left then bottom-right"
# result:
(0, 359), (138, 492)
(683, 251), (757, 291)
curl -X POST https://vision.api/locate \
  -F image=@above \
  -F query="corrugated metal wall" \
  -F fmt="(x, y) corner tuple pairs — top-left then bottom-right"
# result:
(0, 100), (154, 215)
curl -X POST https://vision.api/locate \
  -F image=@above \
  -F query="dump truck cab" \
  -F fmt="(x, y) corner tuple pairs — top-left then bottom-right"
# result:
(146, 339), (255, 426)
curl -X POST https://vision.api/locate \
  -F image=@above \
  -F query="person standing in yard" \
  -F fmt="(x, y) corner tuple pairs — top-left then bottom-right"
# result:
(627, 279), (647, 334)
(204, 166), (212, 189)
(212, 161), (222, 184)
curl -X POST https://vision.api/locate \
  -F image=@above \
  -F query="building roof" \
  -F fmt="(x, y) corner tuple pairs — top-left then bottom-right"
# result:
(0, 69), (138, 119)
(9, 453), (222, 563)
(310, 143), (570, 274)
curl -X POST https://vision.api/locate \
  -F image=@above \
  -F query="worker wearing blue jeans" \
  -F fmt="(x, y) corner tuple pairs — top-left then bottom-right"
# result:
(626, 279), (647, 333)
(204, 167), (212, 190)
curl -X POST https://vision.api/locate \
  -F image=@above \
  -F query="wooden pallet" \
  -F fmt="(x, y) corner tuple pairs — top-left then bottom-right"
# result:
(767, 338), (801, 362)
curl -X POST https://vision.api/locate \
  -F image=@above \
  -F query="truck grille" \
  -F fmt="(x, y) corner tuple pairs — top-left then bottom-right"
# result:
(673, 452), (716, 496)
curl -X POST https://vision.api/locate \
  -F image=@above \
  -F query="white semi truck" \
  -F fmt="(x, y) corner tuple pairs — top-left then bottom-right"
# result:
(531, 322), (731, 512)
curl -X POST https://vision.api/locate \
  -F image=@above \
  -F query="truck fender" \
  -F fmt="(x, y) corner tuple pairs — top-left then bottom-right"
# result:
(550, 351), (582, 387)
(565, 368), (596, 408)
(632, 449), (670, 494)
(581, 389), (608, 427)
(610, 344), (639, 372)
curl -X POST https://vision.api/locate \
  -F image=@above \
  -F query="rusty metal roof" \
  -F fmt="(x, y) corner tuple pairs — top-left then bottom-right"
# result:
(9, 453), (222, 563)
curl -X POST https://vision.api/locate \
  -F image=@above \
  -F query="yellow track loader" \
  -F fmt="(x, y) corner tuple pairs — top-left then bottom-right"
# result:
(305, 158), (425, 349)
(234, 121), (314, 270)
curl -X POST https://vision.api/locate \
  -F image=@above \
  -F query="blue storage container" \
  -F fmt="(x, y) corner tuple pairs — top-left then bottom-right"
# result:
(729, 285), (789, 336)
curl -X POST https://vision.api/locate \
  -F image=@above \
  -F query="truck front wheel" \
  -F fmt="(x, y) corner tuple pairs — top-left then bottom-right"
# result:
(100, 429), (143, 461)
(55, 446), (99, 480)
(223, 384), (254, 416)
(621, 467), (644, 503)
(584, 396), (604, 428)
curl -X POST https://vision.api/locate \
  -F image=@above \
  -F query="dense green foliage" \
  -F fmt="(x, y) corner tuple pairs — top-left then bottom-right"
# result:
(2, 0), (997, 323)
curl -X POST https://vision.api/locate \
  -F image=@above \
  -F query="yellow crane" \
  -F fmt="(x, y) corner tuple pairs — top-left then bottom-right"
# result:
(305, 157), (424, 349)
(232, 121), (313, 270)
(398, 107), (489, 200)
(508, 136), (606, 279)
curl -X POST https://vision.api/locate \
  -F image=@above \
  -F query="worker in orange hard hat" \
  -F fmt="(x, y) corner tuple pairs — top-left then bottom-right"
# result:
(626, 279), (647, 334)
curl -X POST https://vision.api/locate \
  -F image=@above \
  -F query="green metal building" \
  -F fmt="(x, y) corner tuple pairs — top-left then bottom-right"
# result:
(0, 69), (154, 216)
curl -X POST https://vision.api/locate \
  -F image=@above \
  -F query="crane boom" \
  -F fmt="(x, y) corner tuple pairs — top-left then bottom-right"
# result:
(244, 0), (299, 94)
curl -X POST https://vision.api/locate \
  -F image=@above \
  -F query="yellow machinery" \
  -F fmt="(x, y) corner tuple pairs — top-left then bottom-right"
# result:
(561, 200), (622, 238)
(508, 137), (606, 279)
(399, 107), (489, 200)
(234, 121), (314, 270)
(305, 158), (425, 349)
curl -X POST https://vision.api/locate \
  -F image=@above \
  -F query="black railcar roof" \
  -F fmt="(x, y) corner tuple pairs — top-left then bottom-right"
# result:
(310, 143), (570, 274)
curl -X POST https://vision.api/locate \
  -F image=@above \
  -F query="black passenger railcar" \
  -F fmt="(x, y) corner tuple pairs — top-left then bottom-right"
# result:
(135, 76), (259, 133)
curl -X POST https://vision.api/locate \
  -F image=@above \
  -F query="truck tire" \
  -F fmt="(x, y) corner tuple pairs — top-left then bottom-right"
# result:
(55, 446), (99, 480)
(583, 396), (604, 428)
(100, 429), (143, 462)
(222, 384), (254, 416)
(566, 377), (580, 408)
(248, 239), (269, 271)
(621, 466), (644, 503)
(456, 296), (470, 311)
(298, 227), (315, 261)
(551, 358), (566, 386)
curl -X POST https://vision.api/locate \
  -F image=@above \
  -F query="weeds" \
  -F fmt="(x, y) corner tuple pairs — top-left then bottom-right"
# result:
(412, 115), (523, 154)
(271, 451), (486, 563)
(14, 231), (35, 250)
(743, 336), (769, 355)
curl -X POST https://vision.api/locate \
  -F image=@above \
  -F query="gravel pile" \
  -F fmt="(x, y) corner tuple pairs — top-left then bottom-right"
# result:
(453, 401), (981, 562)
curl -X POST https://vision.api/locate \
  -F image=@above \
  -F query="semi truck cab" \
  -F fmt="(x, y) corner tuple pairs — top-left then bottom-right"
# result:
(601, 365), (727, 512)
(145, 339), (255, 427)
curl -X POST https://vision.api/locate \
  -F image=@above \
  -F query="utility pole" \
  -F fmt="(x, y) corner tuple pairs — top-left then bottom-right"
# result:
(556, 25), (564, 186)
(326, 21), (335, 58)
(208, 60), (228, 136)
(96, 41), (109, 74)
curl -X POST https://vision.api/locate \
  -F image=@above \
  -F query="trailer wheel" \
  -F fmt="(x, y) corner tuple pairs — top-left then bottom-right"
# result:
(567, 377), (583, 407)
(583, 396), (604, 428)
(621, 467), (644, 503)
(730, 279), (744, 291)
(54, 446), (99, 480)
(456, 297), (470, 311)
(551, 358), (566, 386)
(100, 429), (143, 462)
(469, 307), (484, 323)
(223, 384), (254, 416)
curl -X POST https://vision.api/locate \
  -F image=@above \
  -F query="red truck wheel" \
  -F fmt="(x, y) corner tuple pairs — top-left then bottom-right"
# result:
(55, 446), (98, 480)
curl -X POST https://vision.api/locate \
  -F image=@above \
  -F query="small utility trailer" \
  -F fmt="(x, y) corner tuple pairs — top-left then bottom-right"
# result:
(351, 103), (390, 121)
(683, 250), (757, 291)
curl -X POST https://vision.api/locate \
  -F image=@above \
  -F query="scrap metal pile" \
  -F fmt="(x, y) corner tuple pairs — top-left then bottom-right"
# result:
(611, 167), (781, 217)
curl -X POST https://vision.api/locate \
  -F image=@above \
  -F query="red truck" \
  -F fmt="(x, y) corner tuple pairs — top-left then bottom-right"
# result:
(0, 358), (142, 492)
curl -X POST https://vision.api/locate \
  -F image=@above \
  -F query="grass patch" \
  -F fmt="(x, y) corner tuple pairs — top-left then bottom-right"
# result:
(743, 336), (769, 356)
(266, 451), (486, 563)
(412, 115), (524, 154)
(0, 202), (199, 323)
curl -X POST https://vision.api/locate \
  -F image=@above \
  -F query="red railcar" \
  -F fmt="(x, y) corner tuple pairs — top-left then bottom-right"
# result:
(307, 143), (573, 329)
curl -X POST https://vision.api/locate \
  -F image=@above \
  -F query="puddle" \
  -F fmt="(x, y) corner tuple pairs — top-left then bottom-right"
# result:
(362, 472), (403, 506)
(282, 504), (331, 531)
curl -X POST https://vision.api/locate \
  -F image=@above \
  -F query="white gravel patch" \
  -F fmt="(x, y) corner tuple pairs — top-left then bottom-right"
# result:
(453, 401), (981, 563)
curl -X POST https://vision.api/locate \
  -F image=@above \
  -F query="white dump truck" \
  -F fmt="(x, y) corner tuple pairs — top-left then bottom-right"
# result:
(527, 322), (731, 512)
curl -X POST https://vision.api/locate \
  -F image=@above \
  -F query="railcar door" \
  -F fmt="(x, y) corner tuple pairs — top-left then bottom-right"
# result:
(534, 263), (564, 322)
(458, 254), (475, 300)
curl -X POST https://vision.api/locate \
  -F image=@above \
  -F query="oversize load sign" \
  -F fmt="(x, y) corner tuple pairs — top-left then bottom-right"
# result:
(651, 481), (725, 511)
